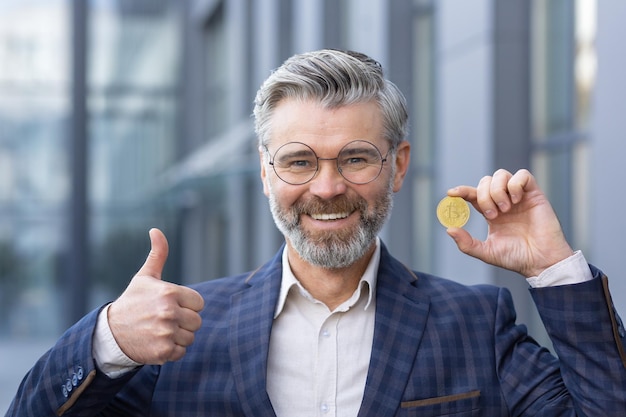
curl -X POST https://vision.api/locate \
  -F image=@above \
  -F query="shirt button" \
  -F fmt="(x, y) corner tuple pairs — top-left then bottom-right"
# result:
(321, 329), (330, 338)
(320, 403), (329, 413)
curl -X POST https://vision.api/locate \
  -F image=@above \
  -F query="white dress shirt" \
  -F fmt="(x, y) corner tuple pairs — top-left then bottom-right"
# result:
(265, 239), (379, 417)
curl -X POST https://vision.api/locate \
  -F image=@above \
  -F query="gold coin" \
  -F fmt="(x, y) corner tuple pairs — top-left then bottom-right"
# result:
(436, 196), (470, 228)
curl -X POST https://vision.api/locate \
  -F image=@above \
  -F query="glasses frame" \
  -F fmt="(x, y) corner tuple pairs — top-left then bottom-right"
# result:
(264, 140), (391, 185)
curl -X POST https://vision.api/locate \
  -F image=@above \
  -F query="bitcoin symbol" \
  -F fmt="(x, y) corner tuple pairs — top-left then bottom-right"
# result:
(436, 196), (470, 228)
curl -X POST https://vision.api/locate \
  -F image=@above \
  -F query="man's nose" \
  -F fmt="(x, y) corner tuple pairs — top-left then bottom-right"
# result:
(308, 158), (347, 199)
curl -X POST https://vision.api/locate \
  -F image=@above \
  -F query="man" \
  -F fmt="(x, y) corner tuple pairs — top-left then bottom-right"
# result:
(7, 49), (626, 416)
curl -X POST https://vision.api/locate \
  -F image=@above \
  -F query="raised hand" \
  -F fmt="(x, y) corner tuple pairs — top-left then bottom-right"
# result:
(445, 169), (574, 278)
(107, 228), (205, 364)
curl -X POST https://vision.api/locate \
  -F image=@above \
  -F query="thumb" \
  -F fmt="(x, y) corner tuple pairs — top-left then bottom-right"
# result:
(446, 227), (476, 256)
(136, 228), (169, 280)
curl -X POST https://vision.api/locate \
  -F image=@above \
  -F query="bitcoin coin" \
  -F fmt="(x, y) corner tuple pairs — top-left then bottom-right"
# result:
(436, 196), (470, 228)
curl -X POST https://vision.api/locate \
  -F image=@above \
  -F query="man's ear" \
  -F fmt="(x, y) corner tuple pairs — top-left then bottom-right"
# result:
(392, 140), (411, 193)
(259, 148), (270, 197)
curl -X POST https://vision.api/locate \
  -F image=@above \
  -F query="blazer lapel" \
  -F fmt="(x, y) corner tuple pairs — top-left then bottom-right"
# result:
(229, 249), (283, 417)
(227, 243), (430, 417)
(358, 244), (431, 417)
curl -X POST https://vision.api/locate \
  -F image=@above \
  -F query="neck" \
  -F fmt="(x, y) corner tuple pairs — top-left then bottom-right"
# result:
(285, 242), (375, 310)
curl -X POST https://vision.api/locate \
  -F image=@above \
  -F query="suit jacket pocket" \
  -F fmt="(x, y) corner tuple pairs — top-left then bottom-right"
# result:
(399, 389), (480, 417)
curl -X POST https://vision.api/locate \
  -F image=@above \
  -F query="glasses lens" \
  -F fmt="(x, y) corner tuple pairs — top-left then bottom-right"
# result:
(272, 142), (318, 184)
(337, 140), (384, 184)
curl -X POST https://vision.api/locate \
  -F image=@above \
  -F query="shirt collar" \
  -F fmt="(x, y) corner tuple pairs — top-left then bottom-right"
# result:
(274, 237), (380, 318)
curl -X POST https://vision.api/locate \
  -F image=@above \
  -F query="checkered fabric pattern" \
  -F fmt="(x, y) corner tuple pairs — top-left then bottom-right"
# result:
(7, 243), (626, 416)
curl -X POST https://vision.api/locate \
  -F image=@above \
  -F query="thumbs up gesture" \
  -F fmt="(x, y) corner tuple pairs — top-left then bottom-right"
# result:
(108, 228), (205, 364)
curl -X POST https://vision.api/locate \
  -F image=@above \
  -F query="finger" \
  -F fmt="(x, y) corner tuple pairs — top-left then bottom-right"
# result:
(507, 169), (533, 204)
(177, 287), (205, 312)
(476, 175), (499, 219)
(446, 227), (482, 258)
(447, 185), (476, 202)
(177, 308), (203, 333)
(136, 228), (169, 280)
(166, 344), (188, 363)
(173, 327), (197, 348)
(448, 185), (484, 220)
(489, 169), (514, 213)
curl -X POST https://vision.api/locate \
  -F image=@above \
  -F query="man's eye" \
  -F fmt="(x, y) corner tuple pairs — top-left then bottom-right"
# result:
(277, 157), (315, 170)
(291, 160), (312, 168)
(341, 155), (371, 167)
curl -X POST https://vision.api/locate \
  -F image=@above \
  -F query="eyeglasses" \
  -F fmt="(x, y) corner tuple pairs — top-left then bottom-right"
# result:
(265, 140), (390, 185)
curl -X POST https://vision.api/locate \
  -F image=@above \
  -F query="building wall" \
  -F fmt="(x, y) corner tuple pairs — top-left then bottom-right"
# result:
(434, 0), (493, 285)
(591, 1), (626, 315)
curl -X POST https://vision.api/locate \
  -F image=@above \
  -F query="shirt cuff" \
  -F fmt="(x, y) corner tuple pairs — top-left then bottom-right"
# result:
(526, 250), (594, 288)
(93, 304), (141, 378)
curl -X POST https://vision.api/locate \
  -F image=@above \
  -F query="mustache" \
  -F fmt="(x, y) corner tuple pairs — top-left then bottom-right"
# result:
(292, 196), (367, 217)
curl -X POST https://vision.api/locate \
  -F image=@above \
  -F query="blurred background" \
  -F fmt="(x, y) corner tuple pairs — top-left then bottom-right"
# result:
(2, 0), (626, 411)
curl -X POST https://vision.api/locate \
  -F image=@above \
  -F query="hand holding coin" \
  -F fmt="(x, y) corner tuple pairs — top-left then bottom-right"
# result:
(438, 169), (574, 277)
(436, 196), (470, 228)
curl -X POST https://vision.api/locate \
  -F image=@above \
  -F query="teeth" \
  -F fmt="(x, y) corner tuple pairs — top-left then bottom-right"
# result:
(311, 212), (350, 221)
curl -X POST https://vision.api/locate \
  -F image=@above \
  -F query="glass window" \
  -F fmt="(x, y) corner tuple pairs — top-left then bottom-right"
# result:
(412, 0), (436, 271)
(204, 2), (229, 139)
(88, 0), (183, 299)
(0, 0), (70, 339)
(0, 1), (72, 409)
(530, 0), (594, 251)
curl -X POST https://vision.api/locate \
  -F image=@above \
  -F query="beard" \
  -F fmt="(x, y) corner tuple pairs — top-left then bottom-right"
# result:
(268, 180), (394, 270)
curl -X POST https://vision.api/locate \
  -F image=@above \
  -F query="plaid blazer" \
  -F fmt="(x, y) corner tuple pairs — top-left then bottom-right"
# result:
(7, 243), (626, 416)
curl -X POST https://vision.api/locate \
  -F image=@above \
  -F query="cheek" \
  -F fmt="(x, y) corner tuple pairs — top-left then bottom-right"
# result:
(267, 180), (302, 208)
(362, 180), (394, 211)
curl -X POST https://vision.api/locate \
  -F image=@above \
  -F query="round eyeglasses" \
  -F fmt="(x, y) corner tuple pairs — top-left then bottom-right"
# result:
(265, 140), (390, 185)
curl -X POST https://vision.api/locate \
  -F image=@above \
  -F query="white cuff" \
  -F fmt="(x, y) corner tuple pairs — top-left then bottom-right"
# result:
(526, 250), (593, 288)
(93, 304), (141, 378)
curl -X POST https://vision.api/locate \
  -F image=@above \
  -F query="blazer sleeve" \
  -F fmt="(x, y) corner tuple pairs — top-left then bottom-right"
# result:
(5, 306), (146, 417)
(529, 266), (626, 415)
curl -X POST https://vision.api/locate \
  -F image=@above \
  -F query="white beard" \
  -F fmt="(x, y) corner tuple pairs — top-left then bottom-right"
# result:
(267, 178), (394, 270)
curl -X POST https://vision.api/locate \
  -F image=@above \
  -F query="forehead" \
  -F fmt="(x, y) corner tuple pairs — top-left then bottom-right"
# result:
(268, 99), (385, 150)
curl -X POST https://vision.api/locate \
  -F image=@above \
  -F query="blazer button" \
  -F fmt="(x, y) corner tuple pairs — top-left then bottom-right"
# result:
(76, 366), (84, 380)
(72, 373), (79, 387)
(62, 385), (69, 398)
(65, 379), (73, 393)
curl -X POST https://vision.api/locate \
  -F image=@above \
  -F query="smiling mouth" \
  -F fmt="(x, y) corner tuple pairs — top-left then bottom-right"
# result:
(310, 212), (351, 221)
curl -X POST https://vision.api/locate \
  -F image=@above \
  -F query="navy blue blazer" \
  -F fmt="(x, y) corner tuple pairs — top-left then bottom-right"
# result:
(7, 243), (626, 416)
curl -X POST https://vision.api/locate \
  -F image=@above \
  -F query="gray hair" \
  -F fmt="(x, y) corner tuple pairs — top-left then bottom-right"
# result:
(253, 49), (409, 150)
